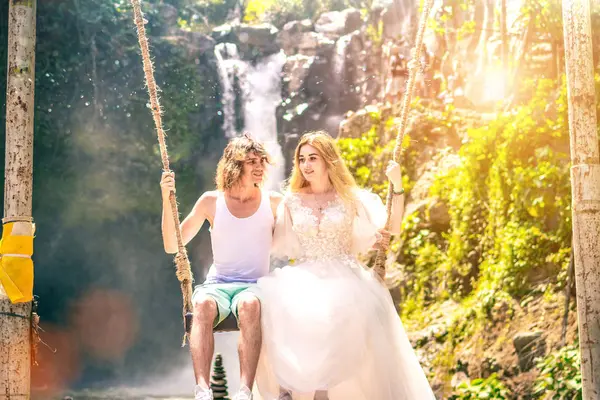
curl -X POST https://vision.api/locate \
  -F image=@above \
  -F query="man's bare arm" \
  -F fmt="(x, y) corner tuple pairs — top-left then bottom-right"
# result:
(162, 197), (207, 254)
(162, 187), (213, 254)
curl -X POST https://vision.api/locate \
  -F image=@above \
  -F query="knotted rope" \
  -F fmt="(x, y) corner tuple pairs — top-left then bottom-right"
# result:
(374, 0), (435, 280)
(130, 0), (194, 345)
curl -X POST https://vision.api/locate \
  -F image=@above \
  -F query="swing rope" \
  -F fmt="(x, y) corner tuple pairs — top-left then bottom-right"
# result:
(131, 0), (194, 345)
(374, 0), (435, 281)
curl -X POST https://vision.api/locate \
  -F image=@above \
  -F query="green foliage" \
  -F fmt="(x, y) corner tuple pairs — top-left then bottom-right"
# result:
(449, 374), (511, 400)
(400, 239), (446, 315)
(533, 345), (582, 400)
(337, 106), (432, 198)
(430, 78), (573, 302)
(244, 0), (306, 25)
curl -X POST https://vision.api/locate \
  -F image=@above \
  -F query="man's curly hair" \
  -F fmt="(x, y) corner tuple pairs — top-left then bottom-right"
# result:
(215, 134), (272, 190)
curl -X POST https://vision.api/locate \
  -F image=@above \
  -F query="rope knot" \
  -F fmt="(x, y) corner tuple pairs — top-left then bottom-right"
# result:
(175, 253), (193, 283)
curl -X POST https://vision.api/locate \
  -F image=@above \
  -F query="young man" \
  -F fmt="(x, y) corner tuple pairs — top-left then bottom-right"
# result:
(161, 135), (283, 400)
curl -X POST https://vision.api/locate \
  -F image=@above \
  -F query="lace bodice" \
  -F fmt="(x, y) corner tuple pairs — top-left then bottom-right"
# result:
(285, 194), (354, 262)
(272, 189), (389, 263)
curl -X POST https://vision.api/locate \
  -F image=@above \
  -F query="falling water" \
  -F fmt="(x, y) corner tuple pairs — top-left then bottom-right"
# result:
(332, 34), (351, 88)
(214, 43), (244, 138)
(329, 34), (353, 114)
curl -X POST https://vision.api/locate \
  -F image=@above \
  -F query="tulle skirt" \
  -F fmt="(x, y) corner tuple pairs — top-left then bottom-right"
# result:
(255, 257), (436, 400)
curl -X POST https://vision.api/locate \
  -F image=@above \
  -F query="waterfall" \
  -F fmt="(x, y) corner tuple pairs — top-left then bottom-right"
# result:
(214, 43), (286, 190)
(214, 43), (243, 138)
(329, 33), (354, 115)
(327, 31), (364, 118)
(331, 34), (352, 82)
(332, 34), (351, 89)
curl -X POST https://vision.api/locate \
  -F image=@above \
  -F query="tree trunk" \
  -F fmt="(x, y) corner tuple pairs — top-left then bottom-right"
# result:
(1, 1), (37, 399)
(562, 1), (600, 399)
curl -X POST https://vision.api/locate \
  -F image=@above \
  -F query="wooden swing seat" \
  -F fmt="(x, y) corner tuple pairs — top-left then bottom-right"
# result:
(214, 313), (239, 332)
(185, 312), (239, 334)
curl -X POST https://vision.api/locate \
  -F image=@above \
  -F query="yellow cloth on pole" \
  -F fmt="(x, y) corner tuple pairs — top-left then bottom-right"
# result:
(0, 222), (34, 303)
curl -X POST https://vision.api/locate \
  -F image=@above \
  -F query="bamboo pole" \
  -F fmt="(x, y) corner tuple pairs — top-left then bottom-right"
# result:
(0, 0), (37, 398)
(562, 1), (600, 398)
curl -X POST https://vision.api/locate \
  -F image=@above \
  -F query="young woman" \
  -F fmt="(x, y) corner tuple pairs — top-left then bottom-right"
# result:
(256, 131), (435, 399)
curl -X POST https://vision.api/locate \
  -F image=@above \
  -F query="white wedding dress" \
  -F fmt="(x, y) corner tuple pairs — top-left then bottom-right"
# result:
(255, 189), (436, 400)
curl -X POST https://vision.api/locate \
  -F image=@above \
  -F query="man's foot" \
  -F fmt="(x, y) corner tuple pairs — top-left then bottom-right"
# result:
(194, 385), (213, 400)
(232, 385), (253, 400)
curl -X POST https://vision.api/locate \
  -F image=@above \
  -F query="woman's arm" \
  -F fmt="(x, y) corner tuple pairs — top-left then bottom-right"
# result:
(272, 196), (301, 259)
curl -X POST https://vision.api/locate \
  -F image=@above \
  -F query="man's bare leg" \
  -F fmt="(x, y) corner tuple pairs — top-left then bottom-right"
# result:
(236, 295), (262, 389)
(190, 297), (218, 389)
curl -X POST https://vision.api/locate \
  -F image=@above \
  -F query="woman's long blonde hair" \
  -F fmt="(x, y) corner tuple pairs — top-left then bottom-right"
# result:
(288, 131), (358, 205)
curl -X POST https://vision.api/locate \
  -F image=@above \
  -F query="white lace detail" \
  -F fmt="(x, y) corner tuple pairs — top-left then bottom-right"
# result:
(286, 194), (360, 268)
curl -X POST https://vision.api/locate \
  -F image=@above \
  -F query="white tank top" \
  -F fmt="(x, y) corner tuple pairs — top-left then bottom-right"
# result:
(205, 190), (274, 283)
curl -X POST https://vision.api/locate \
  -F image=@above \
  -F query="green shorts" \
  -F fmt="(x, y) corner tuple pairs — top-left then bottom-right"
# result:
(192, 282), (261, 327)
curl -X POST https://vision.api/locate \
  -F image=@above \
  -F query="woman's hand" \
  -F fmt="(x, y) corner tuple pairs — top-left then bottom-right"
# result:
(373, 229), (391, 251)
(385, 161), (403, 192)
